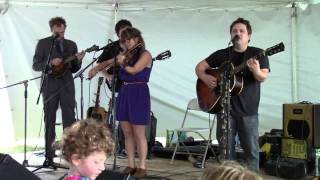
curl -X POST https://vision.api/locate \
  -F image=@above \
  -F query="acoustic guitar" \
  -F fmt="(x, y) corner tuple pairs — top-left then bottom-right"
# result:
(196, 42), (285, 114)
(104, 49), (172, 90)
(51, 45), (98, 78)
(87, 77), (108, 122)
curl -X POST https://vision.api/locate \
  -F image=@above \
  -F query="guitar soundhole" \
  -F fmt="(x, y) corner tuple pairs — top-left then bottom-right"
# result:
(92, 113), (103, 122)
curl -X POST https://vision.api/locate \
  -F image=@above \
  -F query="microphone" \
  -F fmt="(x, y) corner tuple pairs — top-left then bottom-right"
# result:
(231, 35), (239, 43)
(52, 33), (60, 40)
(97, 39), (118, 51)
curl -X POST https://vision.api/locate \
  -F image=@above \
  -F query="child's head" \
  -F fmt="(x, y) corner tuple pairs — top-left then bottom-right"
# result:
(199, 161), (262, 180)
(61, 119), (114, 179)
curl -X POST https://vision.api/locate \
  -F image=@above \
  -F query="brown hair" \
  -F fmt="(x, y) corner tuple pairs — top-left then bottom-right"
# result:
(49, 16), (67, 30)
(61, 119), (114, 163)
(115, 19), (132, 34)
(199, 161), (262, 180)
(120, 27), (145, 47)
(230, 17), (252, 35)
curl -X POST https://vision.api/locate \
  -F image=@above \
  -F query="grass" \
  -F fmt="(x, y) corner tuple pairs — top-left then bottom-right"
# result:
(0, 145), (44, 154)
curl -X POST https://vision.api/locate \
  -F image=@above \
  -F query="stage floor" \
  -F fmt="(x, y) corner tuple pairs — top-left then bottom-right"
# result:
(8, 151), (285, 180)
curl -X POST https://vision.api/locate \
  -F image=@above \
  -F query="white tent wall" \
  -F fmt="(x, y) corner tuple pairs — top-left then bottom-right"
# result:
(0, 5), (116, 146)
(0, 2), (319, 147)
(297, 5), (320, 101)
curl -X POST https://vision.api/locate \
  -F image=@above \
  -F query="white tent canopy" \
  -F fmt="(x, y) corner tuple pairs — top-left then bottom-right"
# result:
(1, 0), (319, 12)
(1, 0), (320, 147)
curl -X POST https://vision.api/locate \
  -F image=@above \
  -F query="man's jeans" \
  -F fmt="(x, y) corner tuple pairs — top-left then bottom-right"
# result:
(217, 113), (260, 172)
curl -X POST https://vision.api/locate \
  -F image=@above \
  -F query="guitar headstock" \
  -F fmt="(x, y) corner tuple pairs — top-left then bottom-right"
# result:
(85, 45), (99, 53)
(265, 42), (285, 56)
(155, 50), (171, 61)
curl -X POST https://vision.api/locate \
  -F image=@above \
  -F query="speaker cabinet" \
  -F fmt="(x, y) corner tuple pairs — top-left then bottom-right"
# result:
(265, 158), (307, 179)
(281, 137), (308, 159)
(96, 170), (134, 180)
(0, 153), (40, 180)
(283, 103), (320, 148)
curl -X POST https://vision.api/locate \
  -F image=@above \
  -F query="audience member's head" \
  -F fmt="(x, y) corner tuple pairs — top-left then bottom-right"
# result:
(61, 119), (114, 179)
(199, 161), (263, 180)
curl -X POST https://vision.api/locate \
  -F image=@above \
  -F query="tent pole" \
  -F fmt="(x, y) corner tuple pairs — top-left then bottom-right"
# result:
(290, 2), (298, 102)
(114, 1), (119, 38)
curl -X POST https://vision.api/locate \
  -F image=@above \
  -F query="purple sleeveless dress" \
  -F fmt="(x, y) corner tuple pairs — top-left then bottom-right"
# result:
(116, 50), (152, 125)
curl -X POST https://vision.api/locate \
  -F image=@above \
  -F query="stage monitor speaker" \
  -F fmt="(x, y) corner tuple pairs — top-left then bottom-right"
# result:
(0, 153), (41, 180)
(283, 103), (320, 148)
(265, 158), (307, 179)
(96, 170), (135, 180)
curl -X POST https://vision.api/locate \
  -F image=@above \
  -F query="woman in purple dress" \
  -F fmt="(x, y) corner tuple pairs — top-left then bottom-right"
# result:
(116, 27), (152, 178)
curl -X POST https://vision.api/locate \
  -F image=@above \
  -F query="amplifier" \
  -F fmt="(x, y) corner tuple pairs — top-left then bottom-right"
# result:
(265, 158), (307, 179)
(283, 103), (320, 148)
(281, 138), (308, 160)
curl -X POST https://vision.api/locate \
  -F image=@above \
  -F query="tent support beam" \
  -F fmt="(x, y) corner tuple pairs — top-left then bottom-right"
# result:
(290, 2), (298, 102)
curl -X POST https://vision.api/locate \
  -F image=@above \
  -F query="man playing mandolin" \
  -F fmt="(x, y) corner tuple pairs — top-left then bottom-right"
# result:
(32, 16), (85, 167)
(195, 17), (270, 172)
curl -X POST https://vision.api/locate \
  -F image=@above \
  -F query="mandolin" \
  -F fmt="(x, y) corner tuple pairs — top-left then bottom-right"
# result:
(87, 77), (108, 122)
(50, 45), (98, 78)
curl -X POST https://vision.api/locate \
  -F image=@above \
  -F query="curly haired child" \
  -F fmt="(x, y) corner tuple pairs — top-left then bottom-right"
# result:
(61, 119), (114, 180)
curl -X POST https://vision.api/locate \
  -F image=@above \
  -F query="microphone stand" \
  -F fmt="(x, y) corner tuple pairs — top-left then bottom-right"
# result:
(32, 36), (66, 172)
(43, 56), (99, 117)
(36, 37), (56, 105)
(74, 56), (99, 120)
(220, 61), (232, 160)
(219, 42), (234, 161)
(108, 50), (119, 171)
(0, 76), (41, 168)
(97, 39), (121, 171)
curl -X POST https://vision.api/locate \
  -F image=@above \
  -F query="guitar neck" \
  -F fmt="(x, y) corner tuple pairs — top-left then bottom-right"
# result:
(105, 62), (115, 69)
(232, 51), (265, 75)
(94, 77), (104, 108)
(63, 48), (92, 65)
(94, 89), (101, 108)
(63, 55), (77, 65)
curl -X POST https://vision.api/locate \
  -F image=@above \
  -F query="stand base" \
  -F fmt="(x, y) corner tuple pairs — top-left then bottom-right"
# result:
(24, 159), (68, 173)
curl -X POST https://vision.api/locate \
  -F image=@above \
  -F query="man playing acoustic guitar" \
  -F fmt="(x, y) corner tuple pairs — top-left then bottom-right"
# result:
(32, 16), (85, 167)
(195, 17), (270, 172)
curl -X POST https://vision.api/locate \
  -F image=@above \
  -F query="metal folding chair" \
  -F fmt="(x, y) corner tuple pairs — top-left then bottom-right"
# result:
(170, 98), (219, 168)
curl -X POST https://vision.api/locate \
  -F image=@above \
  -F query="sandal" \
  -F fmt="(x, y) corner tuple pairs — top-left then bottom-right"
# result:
(122, 166), (136, 174)
(133, 168), (147, 178)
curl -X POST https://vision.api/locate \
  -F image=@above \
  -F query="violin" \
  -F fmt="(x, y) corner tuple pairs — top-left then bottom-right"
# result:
(122, 43), (143, 67)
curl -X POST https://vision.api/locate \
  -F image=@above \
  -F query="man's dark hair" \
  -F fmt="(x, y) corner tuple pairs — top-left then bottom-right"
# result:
(230, 17), (252, 35)
(49, 16), (67, 30)
(115, 19), (132, 34)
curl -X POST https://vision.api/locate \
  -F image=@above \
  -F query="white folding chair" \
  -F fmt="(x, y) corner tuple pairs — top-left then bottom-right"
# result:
(170, 98), (219, 168)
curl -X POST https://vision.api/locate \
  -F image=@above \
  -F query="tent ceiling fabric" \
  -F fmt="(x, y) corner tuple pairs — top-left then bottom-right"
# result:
(0, 0), (318, 11)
